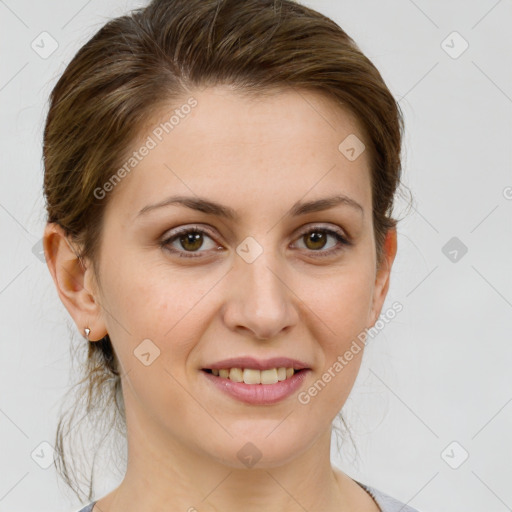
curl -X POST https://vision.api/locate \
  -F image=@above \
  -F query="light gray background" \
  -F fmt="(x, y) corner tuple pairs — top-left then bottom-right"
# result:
(1, 1), (511, 511)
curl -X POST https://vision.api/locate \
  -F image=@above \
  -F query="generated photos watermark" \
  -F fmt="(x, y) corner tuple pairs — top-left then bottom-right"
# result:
(93, 96), (198, 200)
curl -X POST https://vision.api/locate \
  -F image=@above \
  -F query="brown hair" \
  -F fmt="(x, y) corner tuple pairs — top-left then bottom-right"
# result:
(43, 0), (408, 502)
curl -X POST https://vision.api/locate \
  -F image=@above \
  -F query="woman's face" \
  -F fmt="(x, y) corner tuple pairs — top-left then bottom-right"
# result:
(81, 85), (396, 468)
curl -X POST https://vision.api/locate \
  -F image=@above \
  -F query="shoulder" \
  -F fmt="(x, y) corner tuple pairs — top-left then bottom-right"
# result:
(75, 502), (96, 512)
(356, 481), (421, 512)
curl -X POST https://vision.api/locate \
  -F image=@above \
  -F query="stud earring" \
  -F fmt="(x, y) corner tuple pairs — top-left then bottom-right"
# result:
(84, 327), (91, 340)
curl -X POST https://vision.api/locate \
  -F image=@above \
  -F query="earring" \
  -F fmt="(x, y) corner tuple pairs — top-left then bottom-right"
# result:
(84, 327), (91, 340)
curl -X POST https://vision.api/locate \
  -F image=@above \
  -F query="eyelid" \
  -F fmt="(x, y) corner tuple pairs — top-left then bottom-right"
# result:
(160, 223), (351, 258)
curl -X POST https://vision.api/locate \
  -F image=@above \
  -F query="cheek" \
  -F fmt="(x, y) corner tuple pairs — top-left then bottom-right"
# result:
(101, 255), (215, 366)
(325, 272), (374, 397)
(300, 263), (375, 343)
(331, 274), (374, 334)
(301, 277), (370, 413)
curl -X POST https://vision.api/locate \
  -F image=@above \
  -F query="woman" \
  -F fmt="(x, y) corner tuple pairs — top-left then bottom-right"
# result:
(42, 0), (418, 510)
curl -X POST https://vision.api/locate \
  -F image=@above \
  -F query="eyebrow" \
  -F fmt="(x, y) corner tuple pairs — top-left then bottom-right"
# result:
(136, 193), (364, 220)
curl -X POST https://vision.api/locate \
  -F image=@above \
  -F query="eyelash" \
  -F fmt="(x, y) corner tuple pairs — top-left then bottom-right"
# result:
(160, 225), (352, 259)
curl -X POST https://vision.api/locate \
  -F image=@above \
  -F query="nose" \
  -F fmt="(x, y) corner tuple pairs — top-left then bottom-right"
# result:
(222, 250), (299, 341)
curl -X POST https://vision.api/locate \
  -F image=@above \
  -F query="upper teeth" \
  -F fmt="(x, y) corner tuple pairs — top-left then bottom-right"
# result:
(212, 367), (296, 384)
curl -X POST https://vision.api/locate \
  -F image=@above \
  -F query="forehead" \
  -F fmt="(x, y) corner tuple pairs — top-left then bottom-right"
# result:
(104, 85), (372, 223)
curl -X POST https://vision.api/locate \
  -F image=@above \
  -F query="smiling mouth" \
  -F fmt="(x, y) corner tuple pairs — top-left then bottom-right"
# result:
(202, 367), (306, 385)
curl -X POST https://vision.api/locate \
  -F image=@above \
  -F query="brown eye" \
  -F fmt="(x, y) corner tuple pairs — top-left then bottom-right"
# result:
(303, 230), (329, 250)
(161, 225), (351, 260)
(294, 227), (351, 257)
(161, 226), (220, 258)
(178, 231), (204, 252)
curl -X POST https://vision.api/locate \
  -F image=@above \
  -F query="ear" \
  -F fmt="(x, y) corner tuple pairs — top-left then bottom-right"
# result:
(368, 227), (398, 327)
(43, 222), (108, 342)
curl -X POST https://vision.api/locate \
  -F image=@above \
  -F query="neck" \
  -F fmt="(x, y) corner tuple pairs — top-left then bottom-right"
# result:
(100, 428), (363, 512)
(95, 389), (378, 512)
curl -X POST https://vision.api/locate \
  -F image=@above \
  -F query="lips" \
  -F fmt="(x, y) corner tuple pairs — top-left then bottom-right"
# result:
(202, 356), (311, 371)
(201, 366), (311, 404)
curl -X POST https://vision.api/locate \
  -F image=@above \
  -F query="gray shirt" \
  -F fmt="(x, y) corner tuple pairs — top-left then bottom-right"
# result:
(357, 481), (420, 511)
(76, 480), (420, 512)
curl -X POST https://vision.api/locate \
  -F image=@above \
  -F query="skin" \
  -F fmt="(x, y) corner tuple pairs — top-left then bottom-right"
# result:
(44, 85), (397, 512)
